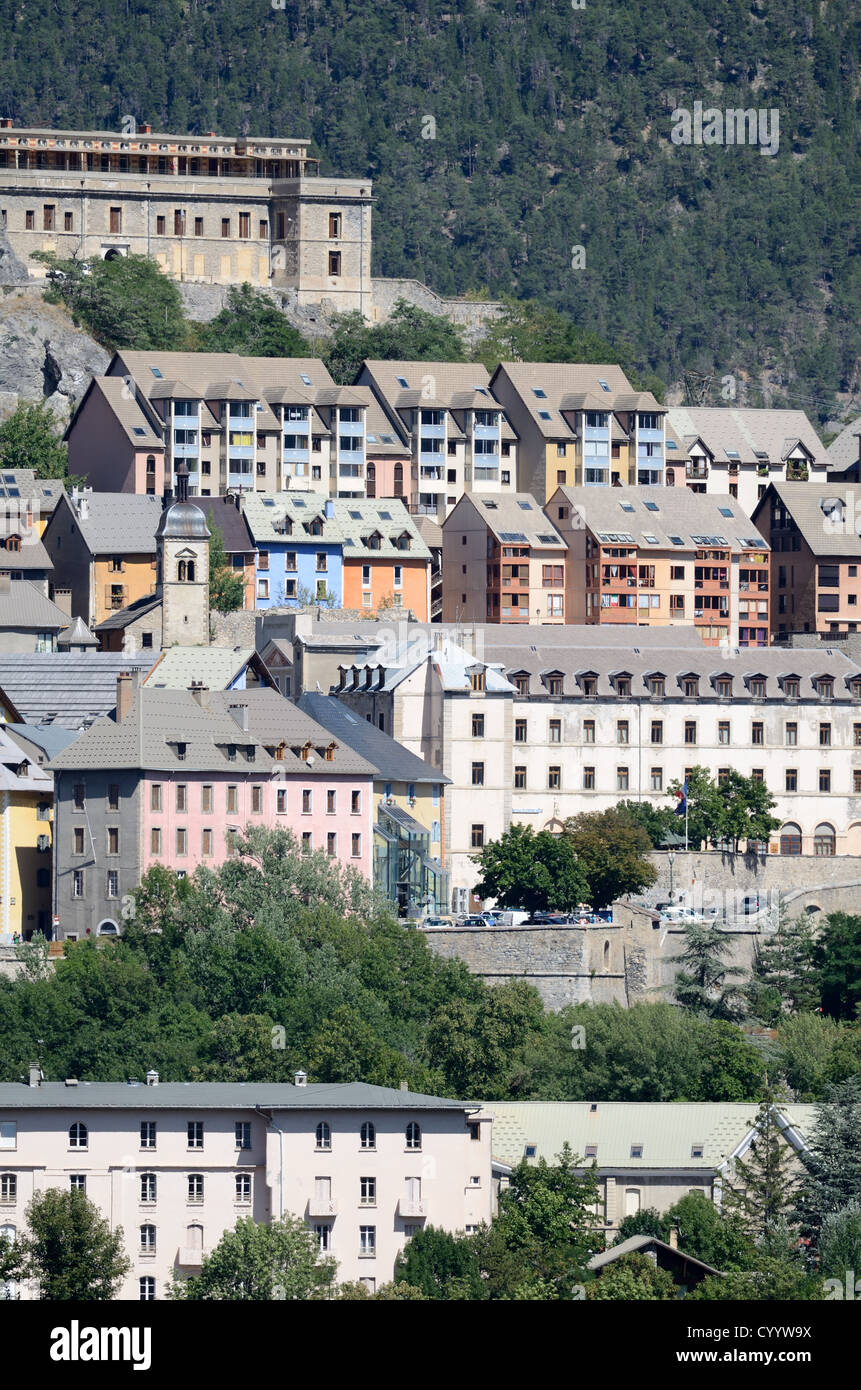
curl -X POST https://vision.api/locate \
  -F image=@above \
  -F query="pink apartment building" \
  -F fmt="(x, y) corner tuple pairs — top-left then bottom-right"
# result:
(48, 682), (376, 939)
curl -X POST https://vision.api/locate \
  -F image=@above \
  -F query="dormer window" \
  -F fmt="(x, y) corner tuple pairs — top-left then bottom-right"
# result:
(648, 676), (665, 698)
(581, 675), (597, 697)
(783, 677), (800, 699)
(817, 678), (834, 701)
(851, 679), (861, 700)
(395, 533), (411, 551)
(545, 672), (564, 697)
(613, 674), (631, 698)
(325, 742), (336, 762)
(749, 676), (767, 698)
(301, 741), (313, 761)
(715, 676), (733, 698)
(510, 672), (529, 696)
(470, 670), (485, 693)
(682, 676), (698, 698)
(366, 532), (382, 550)
(176, 742), (187, 760)
(227, 744), (236, 761)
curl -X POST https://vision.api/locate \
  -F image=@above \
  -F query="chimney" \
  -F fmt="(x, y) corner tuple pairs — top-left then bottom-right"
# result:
(294, 1070), (307, 1088)
(228, 703), (249, 732)
(336, 665), (347, 691)
(0, 574), (10, 594)
(140, 123), (152, 134)
(377, 665), (386, 689)
(0, 118), (13, 129)
(364, 664), (374, 690)
(28, 1063), (42, 1088)
(116, 670), (135, 722)
(668, 1227), (678, 1251)
(324, 499), (334, 519)
(189, 681), (208, 706)
(399, 1080), (408, 1091)
(52, 586), (72, 618)
(146, 1069), (159, 1087)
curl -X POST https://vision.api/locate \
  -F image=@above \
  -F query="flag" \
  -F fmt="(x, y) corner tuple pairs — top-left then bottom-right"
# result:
(675, 780), (688, 816)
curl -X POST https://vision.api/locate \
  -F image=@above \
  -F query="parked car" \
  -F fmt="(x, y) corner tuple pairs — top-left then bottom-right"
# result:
(421, 915), (453, 929)
(458, 914), (491, 927)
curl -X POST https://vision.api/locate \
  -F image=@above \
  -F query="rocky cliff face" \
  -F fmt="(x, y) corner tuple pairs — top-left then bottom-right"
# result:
(0, 288), (109, 425)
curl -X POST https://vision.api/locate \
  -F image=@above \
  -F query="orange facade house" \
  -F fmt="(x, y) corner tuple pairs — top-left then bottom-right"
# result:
(332, 499), (431, 620)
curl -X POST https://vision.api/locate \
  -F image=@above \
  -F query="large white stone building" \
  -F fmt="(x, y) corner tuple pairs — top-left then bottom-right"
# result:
(0, 1074), (492, 1299)
(328, 623), (861, 902)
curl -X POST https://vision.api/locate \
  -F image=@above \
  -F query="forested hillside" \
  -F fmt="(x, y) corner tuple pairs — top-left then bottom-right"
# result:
(0, 0), (858, 419)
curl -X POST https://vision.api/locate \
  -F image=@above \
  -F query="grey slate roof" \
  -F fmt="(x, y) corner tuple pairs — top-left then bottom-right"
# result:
(190, 495), (256, 553)
(329, 498), (431, 560)
(0, 580), (70, 631)
(57, 616), (98, 648)
(487, 640), (861, 701)
(0, 652), (157, 729)
(665, 406), (827, 468)
(552, 484), (769, 554)
(144, 645), (272, 691)
(47, 686), (376, 776)
(242, 491), (340, 547)
(0, 534), (52, 572)
(94, 593), (161, 631)
(0, 1080), (474, 1111)
(296, 693), (449, 784)
(0, 468), (67, 513)
(825, 416), (861, 474)
(4, 722), (80, 759)
(447, 493), (566, 549)
(60, 492), (163, 555)
(489, 362), (651, 439)
(753, 481), (861, 557)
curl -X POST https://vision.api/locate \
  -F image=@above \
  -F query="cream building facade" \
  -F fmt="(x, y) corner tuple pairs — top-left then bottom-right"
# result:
(0, 1076), (492, 1299)
(0, 123), (371, 311)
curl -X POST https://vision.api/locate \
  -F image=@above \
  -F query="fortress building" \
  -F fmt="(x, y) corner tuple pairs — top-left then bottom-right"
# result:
(0, 121), (372, 313)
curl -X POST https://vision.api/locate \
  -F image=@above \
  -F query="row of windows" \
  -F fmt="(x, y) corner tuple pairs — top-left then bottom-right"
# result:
(0, 1119), (423, 1157)
(507, 673), (851, 701)
(147, 784), (364, 814)
(515, 719), (861, 748)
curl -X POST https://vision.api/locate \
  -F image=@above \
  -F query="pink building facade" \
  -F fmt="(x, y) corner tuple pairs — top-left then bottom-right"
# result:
(141, 769), (372, 878)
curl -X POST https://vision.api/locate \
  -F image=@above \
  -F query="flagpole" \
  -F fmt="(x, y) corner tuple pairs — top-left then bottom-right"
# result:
(685, 794), (688, 853)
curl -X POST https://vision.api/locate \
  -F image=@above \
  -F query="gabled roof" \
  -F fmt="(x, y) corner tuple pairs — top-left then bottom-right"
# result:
(110, 352), (338, 408)
(0, 580), (70, 631)
(490, 362), (643, 438)
(665, 406), (826, 469)
(446, 493), (565, 549)
(825, 415), (861, 474)
(331, 499), (431, 560)
(144, 646), (275, 691)
(57, 616), (98, 648)
(752, 480), (861, 557)
(552, 485), (768, 554)
(587, 1235), (723, 1278)
(488, 1101), (819, 1170)
(188, 495), (256, 553)
(50, 491), (163, 556)
(296, 693), (449, 784)
(0, 723), (53, 793)
(0, 468), (68, 512)
(0, 532), (52, 571)
(242, 491), (343, 547)
(0, 652), (157, 729)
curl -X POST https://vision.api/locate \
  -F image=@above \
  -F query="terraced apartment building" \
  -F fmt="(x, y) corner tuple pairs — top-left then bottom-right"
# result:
(0, 121), (371, 310)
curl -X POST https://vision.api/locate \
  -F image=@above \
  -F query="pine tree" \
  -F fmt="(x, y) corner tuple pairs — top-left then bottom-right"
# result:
(722, 1096), (801, 1243)
(672, 922), (747, 1020)
(796, 1077), (861, 1247)
(747, 913), (819, 1024)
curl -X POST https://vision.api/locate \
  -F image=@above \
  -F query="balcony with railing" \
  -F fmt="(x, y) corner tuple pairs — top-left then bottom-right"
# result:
(686, 462), (709, 480)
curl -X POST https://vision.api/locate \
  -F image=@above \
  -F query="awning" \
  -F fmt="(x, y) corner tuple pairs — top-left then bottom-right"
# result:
(379, 803), (427, 837)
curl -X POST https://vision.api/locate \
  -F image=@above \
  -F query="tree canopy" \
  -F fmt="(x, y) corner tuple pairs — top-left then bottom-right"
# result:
(36, 251), (187, 352)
